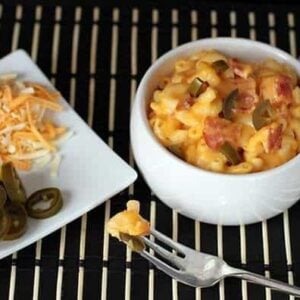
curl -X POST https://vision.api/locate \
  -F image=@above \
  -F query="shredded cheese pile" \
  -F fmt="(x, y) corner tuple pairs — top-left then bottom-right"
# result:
(0, 73), (70, 173)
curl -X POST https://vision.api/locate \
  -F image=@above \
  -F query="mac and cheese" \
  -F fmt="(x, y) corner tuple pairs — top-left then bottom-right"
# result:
(148, 50), (300, 173)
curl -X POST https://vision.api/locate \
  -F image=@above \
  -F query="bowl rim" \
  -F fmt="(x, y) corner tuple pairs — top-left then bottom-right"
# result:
(132, 37), (300, 180)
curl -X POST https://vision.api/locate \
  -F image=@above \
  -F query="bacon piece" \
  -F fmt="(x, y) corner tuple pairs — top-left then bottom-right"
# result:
(268, 124), (283, 152)
(237, 91), (257, 112)
(203, 117), (241, 150)
(228, 58), (253, 79)
(277, 75), (293, 101)
(148, 111), (155, 119)
(177, 96), (195, 110)
(260, 75), (293, 106)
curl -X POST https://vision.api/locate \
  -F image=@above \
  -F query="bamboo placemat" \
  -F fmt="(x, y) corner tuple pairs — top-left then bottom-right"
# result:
(0, 1), (300, 299)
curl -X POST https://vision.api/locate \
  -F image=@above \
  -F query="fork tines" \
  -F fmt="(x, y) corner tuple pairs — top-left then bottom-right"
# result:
(141, 229), (186, 273)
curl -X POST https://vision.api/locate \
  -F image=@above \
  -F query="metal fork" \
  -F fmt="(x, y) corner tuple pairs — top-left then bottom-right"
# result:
(141, 229), (300, 297)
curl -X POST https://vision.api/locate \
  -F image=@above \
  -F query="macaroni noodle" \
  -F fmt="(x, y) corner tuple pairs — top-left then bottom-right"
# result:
(148, 50), (300, 173)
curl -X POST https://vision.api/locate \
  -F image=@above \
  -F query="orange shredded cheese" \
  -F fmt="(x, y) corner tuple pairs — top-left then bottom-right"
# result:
(10, 95), (63, 111)
(10, 159), (32, 171)
(26, 101), (55, 152)
(0, 74), (69, 171)
(28, 83), (61, 102)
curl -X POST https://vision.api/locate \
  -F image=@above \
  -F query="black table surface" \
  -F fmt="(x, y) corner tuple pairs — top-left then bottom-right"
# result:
(0, 1), (300, 299)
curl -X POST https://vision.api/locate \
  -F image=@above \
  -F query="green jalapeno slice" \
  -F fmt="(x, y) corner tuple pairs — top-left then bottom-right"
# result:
(220, 142), (241, 165)
(26, 188), (63, 219)
(222, 89), (239, 120)
(2, 162), (26, 204)
(252, 99), (274, 130)
(188, 77), (206, 97)
(0, 209), (11, 240)
(212, 60), (229, 72)
(119, 232), (145, 252)
(0, 185), (7, 208)
(3, 202), (27, 240)
(168, 144), (183, 159)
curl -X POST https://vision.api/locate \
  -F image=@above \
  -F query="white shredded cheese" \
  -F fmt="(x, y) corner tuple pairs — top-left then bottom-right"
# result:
(15, 80), (26, 91)
(50, 154), (61, 177)
(0, 123), (26, 136)
(0, 73), (18, 81)
(55, 130), (74, 145)
(20, 87), (35, 94)
(0, 74), (68, 173)
(2, 104), (10, 113)
(8, 144), (16, 154)
(1, 136), (8, 146)
(11, 112), (19, 119)
(3, 134), (11, 146)
(10, 149), (50, 160)
(32, 153), (52, 170)
(38, 107), (46, 122)
(30, 141), (44, 150)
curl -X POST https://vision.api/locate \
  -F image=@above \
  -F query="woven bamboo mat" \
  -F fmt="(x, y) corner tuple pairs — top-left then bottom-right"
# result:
(0, 1), (300, 299)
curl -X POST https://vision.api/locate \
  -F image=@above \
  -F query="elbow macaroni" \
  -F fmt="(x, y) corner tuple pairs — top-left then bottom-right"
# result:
(148, 50), (300, 174)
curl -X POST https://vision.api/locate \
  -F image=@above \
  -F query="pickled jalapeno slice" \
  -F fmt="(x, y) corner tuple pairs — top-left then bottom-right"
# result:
(3, 202), (27, 240)
(188, 77), (206, 97)
(119, 232), (145, 252)
(252, 99), (274, 130)
(212, 60), (229, 72)
(222, 89), (239, 120)
(0, 209), (10, 240)
(220, 142), (241, 165)
(26, 188), (63, 219)
(2, 162), (26, 204)
(168, 144), (183, 158)
(0, 185), (7, 208)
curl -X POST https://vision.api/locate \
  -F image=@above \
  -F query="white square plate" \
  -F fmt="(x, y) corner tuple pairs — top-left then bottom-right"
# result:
(0, 50), (137, 259)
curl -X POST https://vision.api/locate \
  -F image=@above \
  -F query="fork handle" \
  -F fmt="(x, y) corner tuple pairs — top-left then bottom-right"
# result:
(231, 269), (300, 296)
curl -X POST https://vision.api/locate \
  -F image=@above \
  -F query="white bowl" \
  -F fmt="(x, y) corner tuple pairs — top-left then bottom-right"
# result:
(130, 37), (300, 225)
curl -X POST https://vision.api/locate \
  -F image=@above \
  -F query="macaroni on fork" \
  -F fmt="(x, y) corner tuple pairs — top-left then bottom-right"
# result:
(148, 50), (300, 174)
